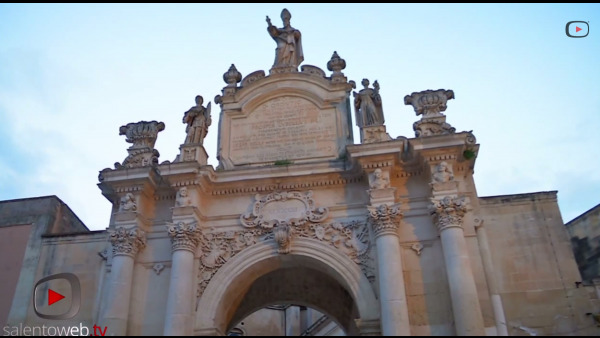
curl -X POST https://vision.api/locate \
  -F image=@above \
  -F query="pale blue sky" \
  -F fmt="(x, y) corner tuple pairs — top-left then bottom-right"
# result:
(1, 4), (598, 230)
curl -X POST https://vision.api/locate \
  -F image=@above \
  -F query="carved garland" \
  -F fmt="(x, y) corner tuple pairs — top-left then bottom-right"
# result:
(196, 220), (374, 297)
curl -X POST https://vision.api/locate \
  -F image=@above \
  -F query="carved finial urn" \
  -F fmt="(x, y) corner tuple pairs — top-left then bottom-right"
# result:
(223, 64), (242, 87)
(115, 120), (165, 169)
(327, 51), (346, 75)
(404, 89), (456, 137)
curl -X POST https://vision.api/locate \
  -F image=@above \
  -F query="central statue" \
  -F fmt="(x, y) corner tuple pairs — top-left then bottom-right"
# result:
(266, 8), (304, 70)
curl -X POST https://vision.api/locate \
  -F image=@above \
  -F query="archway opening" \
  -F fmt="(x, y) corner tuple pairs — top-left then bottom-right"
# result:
(228, 305), (344, 336)
(225, 266), (356, 335)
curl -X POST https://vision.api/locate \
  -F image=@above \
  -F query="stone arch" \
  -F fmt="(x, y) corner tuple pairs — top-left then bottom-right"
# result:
(194, 238), (379, 335)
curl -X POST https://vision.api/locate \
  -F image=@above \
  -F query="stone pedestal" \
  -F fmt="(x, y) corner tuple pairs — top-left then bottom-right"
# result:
(179, 144), (208, 165)
(360, 125), (392, 144)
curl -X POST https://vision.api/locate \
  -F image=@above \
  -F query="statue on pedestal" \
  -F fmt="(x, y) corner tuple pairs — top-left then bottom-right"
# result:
(353, 79), (384, 128)
(183, 95), (212, 145)
(266, 8), (304, 70)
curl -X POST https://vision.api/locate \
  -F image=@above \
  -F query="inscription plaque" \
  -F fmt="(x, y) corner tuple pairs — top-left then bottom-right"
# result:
(229, 96), (337, 164)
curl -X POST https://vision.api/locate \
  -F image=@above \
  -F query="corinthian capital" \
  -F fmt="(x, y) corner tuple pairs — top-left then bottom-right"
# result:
(367, 204), (402, 237)
(429, 196), (467, 232)
(109, 227), (146, 257)
(166, 221), (202, 252)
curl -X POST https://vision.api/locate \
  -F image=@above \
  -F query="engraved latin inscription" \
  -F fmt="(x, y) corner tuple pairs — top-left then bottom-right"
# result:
(230, 96), (337, 164)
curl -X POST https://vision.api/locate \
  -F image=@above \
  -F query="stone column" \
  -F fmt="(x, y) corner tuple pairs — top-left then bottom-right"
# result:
(430, 195), (485, 335)
(368, 203), (411, 336)
(101, 227), (146, 336)
(474, 219), (508, 336)
(164, 221), (202, 336)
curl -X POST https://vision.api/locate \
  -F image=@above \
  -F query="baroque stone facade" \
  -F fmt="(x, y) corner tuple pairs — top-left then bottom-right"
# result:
(3, 8), (599, 337)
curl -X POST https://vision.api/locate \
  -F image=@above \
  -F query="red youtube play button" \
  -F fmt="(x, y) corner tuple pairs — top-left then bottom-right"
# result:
(48, 289), (65, 306)
(576, 26), (582, 32)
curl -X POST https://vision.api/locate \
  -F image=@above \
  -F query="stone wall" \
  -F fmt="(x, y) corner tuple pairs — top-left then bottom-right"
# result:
(479, 192), (600, 336)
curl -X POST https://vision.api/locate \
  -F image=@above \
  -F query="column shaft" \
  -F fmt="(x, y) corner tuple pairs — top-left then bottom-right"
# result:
(440, 227), (485, 336)
(376, 234), (410, 336)
(164, 249), (196, 335)
(101, 255), (135, 335)
(475, 223), (508, 335)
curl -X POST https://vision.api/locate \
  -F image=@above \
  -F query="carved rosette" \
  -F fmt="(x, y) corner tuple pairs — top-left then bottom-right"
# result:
(367, 204), (402, 238)
(109, 227), (146, 257)
(429, 196), (467, 232)
(241, 191), (328, 229)
(166, 221), (202, 252)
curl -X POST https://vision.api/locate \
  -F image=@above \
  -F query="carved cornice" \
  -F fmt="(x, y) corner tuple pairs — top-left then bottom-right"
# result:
(360, 160), (393, 170)
(212, 176), (363, 196)
(166, 221), (202, 252)
(429, 195), (467, 232)
(396, 169), (423, 178)
(109, 227), (146, 257)
(241, 190), (328, 228)
(425, 154), (457, 163)
(367, 204), (402, 238)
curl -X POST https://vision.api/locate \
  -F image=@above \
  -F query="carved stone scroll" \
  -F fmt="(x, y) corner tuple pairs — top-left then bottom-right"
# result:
(241, 190), (328, 229)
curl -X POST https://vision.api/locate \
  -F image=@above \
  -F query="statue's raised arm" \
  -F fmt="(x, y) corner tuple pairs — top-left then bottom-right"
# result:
(266, 8), (304, 71)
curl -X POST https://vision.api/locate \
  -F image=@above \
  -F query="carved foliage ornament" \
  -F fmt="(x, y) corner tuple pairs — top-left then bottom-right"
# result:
(241, 191), (328, 229)
(197, 229), (268, 297)
(109, 227), (146, 257)
(429, 195), (467, 231)
(115, 120), (165, 169)
(367, 204), (402, 237)
(166, 221), (202, 252)
(412, 118), (456, 138)
(196, 220), (373, 298)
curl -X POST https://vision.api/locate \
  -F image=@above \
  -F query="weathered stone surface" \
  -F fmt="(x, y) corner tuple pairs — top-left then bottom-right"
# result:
(229, 96), (337, 164)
